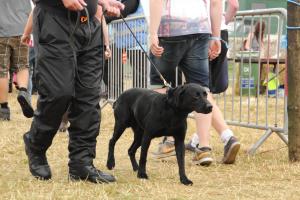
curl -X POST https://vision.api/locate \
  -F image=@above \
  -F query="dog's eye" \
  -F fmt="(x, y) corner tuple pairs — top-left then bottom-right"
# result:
(193, 92), (201, 99)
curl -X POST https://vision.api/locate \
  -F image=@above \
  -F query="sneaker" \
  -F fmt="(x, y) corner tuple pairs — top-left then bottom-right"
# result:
(192, 146), (213, 166)
(69, 165), (116, 183)
(23, 133), (52, 180)
(222, 136), (240, 164)
(185, 140), (196, 152)
(152, 139), (176, 159)
(0, 107), (10, 120)
(17, 90), (34, 118)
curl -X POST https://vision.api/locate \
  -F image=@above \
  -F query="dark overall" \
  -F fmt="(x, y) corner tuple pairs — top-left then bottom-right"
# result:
(27, 1), (103, 168)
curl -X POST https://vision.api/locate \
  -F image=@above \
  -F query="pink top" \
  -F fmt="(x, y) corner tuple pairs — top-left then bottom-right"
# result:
(158, 0), (211, 37)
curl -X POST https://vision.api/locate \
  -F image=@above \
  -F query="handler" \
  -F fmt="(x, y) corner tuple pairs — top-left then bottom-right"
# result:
(23, 0), (124, 183)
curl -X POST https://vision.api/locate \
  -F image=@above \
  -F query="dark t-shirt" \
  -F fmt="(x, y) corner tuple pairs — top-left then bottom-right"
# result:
(34, 0), (97, 16)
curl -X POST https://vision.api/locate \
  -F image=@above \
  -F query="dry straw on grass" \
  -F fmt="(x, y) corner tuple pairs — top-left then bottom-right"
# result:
(0, 92), (299, 200)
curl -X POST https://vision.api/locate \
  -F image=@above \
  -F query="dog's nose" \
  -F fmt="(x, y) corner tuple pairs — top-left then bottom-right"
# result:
(205, 103), (213, 113)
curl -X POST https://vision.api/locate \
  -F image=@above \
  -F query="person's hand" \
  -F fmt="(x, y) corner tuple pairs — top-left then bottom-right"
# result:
(208, 39), (221, 61)
(21, 34), (31, 46)
(62, 0), (87, 11)
(104, 46), (111, 59)
(99, 0), (125, 17)
(150, 34), (164, 57)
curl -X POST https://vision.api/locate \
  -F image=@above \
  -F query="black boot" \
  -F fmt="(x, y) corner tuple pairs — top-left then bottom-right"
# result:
(23, 133), (51, 180)
(69, 164), (116, 183)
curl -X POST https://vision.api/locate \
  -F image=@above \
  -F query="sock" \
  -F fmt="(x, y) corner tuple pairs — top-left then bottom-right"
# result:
(18, 87), (27, 92)
(0, 102), (8, 108)
(191, 133), (199, 148)
(220, 129), (234, 145)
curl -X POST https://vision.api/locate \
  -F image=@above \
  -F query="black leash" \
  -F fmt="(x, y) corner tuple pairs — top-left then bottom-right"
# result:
(118, 13), (172, 88)
(68, 7), (101, 89)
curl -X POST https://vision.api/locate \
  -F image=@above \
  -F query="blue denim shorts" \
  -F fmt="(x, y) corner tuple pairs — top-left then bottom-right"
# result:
(150, 33), (210, 89)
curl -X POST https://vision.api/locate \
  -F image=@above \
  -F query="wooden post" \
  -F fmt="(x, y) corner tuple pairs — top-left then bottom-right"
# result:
(288, 0), (300, 161)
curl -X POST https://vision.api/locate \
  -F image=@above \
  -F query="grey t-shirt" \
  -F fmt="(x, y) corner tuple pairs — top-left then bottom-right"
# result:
(0, 0), (32, 37)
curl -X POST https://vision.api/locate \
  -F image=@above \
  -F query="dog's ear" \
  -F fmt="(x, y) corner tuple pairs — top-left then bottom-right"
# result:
(167, 87), (176, 107)
(167, 86), (185, 108)
(167, 87), (176, 98)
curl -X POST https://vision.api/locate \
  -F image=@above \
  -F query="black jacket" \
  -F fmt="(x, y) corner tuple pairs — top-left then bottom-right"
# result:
(34, 0), (98, 16)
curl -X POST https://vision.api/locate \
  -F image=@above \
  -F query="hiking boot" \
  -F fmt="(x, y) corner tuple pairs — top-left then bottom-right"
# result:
(192, 146), (213, 166)
(23, 133), (52, 180)
(17, 90), (34, 118)
(222, 136), (240, 164)
(69, 165), (116, 183)
(0, 107), (10, 121)
(185, 140), (196, 152)
(152, 139), (176, 159)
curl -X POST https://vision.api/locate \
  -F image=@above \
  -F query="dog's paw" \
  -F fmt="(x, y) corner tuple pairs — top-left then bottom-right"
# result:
(132, 164), (139, 172)
(106, 159), (115, 170)
(137, 172), (148, 179)
(180, 177), (193, 186)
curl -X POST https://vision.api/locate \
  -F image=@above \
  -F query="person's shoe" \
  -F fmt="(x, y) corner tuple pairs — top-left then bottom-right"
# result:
(0, 107), (10, 121)
(222, 136), (240, 164)
(192, 146), (213, 166)
(23, 133), (52, 180)
(152, 140), (176, 159)
(69, 165), (116, 183)
(17, 90), (34, 118)
(185, 140), (197, 152)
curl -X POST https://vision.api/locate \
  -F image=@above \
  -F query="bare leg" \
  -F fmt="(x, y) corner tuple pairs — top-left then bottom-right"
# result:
(16, 68), (29, 89)
(0, 77), (8, 103)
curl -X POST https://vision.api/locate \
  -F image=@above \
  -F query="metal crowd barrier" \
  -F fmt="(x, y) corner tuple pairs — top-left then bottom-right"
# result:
(101, 15), (148, 106)
(218, 8), (288, 154)
(103, 8), (288, 155)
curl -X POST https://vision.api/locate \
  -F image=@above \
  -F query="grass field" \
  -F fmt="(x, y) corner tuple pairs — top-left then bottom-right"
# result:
(0, 92), (299, 200)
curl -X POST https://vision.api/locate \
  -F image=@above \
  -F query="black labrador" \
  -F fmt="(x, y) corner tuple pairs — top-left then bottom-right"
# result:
(106, 83), (212, 185)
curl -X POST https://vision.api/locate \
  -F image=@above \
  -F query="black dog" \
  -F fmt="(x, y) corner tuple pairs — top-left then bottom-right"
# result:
(106, 83), (212, 185)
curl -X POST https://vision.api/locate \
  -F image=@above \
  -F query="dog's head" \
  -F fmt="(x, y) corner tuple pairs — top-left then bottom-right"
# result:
(167, 83), (212, 114)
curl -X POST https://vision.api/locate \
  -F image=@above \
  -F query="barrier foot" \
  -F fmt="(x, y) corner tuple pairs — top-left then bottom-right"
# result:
(247, 129), (273, 156)
(275, 132), (288, 145)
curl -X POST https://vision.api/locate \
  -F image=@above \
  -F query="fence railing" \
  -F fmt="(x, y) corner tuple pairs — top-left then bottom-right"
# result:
(103, 8), (288, 155)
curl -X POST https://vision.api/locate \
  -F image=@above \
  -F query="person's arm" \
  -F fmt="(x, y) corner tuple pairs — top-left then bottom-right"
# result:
(62, 0), (87, 11)
(208, 0), (222, 60)
(102, 19), (109, 47)
(149, 0), (164, 57)
(224, 0), (239, 25)
(95, 5), (111, 58)
(98, 0), (125, 16)
(21, 10), (33, 46)
(105, 0), (139, 24)
(243, 32), (252, 51)
(103, 18), (111, 59)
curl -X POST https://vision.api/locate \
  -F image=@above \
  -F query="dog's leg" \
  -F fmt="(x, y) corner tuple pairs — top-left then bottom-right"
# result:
(106, 121), (127, 170)
(128, 126), (143, 171)
(174, 136), (193, 185)
(137, 135), (152, 179)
